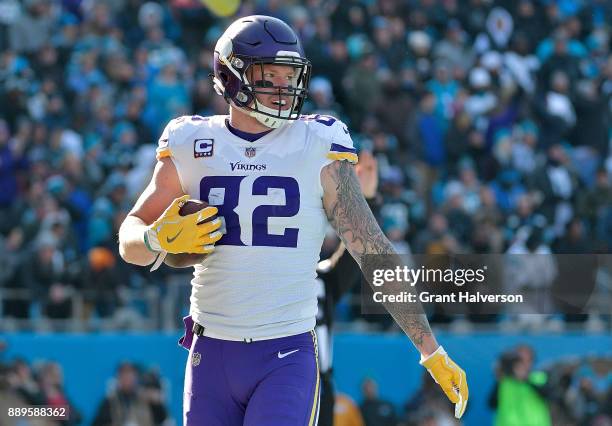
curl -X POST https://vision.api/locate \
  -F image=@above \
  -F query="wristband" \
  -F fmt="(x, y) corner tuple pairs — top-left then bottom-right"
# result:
(420, 345), (446, 365)
(143, 230), (160, 253)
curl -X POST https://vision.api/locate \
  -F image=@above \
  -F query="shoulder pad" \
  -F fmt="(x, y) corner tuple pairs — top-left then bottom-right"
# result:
(156, 115), (211, 160)
(300, 114), (357, 164)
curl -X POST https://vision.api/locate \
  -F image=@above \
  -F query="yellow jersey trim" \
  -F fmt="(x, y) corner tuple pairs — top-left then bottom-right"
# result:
(326, 152), (358, 164)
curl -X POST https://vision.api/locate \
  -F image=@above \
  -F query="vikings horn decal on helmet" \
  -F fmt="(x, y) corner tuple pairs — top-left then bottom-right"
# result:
(213, 15), (312, 129)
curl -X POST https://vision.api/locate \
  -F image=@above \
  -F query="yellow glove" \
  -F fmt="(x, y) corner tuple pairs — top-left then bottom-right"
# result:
(144, 195), (222, 254)
(420, 346), (469, 419)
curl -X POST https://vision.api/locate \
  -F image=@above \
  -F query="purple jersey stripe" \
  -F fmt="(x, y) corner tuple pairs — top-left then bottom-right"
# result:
(329, 143), (356, 154)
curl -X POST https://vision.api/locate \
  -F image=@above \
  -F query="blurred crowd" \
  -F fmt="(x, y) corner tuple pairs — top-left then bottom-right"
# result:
(331, 348), (611, 426)
(0, 0), (610, 329)
(487, 345), (612, 426)
(0, 354), (170, 426)
(1, 347), (609, 426)
(0, 357), (81, 426)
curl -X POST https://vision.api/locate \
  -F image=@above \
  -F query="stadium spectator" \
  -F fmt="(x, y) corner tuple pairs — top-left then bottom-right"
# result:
(343, 47), (383, 127)
(563, 357), (612, 425)
(0, 118), (27, 210)
(504, 226), (557, 315)
(84, 247), (122, 319)
(140, 369), (170, 426)
(489, 345), (552, 426)
(0, 227), (29, 320)
(8, 0), (54, 54)
(359, 377), (397, 426)
(11, 358), (45, 405)
(578, 168), (612, 248)
(413, 213), (452, 254)
(36, 361), (82, 425)
(92, 362), (158, 426)
(21, 231), (75, 322)
(412, 91), (446, 194)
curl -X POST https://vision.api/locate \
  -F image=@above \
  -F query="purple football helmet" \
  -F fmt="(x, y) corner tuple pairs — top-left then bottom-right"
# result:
(212, 15), (311, 128)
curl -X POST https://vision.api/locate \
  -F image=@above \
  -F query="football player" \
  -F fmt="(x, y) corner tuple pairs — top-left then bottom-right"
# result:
(118, 15), (468, 425)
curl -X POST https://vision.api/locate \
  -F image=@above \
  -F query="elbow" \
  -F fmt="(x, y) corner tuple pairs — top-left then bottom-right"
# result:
(118, 234), (153, 267)
(117, 217), (157, 267)
(117, 230), (131, 263)
(118, 242), (131, 264)
(119, 246), (153, 267)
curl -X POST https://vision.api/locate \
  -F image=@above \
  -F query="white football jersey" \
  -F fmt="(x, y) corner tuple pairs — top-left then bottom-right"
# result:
(156, 114), (357, 340)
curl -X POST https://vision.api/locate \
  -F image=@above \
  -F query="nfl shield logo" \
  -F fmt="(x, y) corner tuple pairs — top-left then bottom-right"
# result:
(245, 147), (256, 158)
(192, 352), (201, 367)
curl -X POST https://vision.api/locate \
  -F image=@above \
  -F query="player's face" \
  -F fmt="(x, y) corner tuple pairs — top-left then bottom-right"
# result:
(248, 63), (300, 111)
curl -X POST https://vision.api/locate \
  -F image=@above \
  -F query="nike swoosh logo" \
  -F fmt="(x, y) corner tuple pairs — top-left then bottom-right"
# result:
(277, 349), (299, 359)
(166, 228), (183, 243)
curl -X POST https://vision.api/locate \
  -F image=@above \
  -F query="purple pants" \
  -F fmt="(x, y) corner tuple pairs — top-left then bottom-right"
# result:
(180, 316), (320, 426)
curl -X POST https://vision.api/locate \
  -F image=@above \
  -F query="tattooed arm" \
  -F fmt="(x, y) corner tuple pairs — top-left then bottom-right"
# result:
(321, 160), (439, 356)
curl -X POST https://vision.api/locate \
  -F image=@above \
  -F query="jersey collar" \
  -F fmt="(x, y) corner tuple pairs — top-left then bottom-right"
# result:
(225, 118), (273, 143)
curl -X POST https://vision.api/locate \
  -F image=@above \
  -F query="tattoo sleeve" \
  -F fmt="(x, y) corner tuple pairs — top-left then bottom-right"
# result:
(322, 160), (436, 353)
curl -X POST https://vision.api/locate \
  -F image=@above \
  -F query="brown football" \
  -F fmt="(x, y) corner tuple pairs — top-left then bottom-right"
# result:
(178, 199), (212, 219)
(164, 199), (214, 268)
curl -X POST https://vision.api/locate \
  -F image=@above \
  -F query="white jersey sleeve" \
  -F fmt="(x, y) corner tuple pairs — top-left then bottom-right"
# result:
(155, 115), (210, 195)
(302, 115), (359, 167)
(299, 115), (358, 199)
(324, 118), (359, 165)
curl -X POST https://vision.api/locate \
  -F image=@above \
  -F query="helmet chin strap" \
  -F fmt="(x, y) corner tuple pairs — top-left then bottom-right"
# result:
(230, 99), (293, 129)
(250, 99), (292, 129)
(251, 111), (287, 129)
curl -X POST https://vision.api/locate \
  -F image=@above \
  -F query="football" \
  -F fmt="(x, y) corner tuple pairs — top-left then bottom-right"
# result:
(164, 199), (215, 268)
(178, 199), (211, 218)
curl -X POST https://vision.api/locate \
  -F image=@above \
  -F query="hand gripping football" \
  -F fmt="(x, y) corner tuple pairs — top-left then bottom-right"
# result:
(164, 199), (217, 268)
